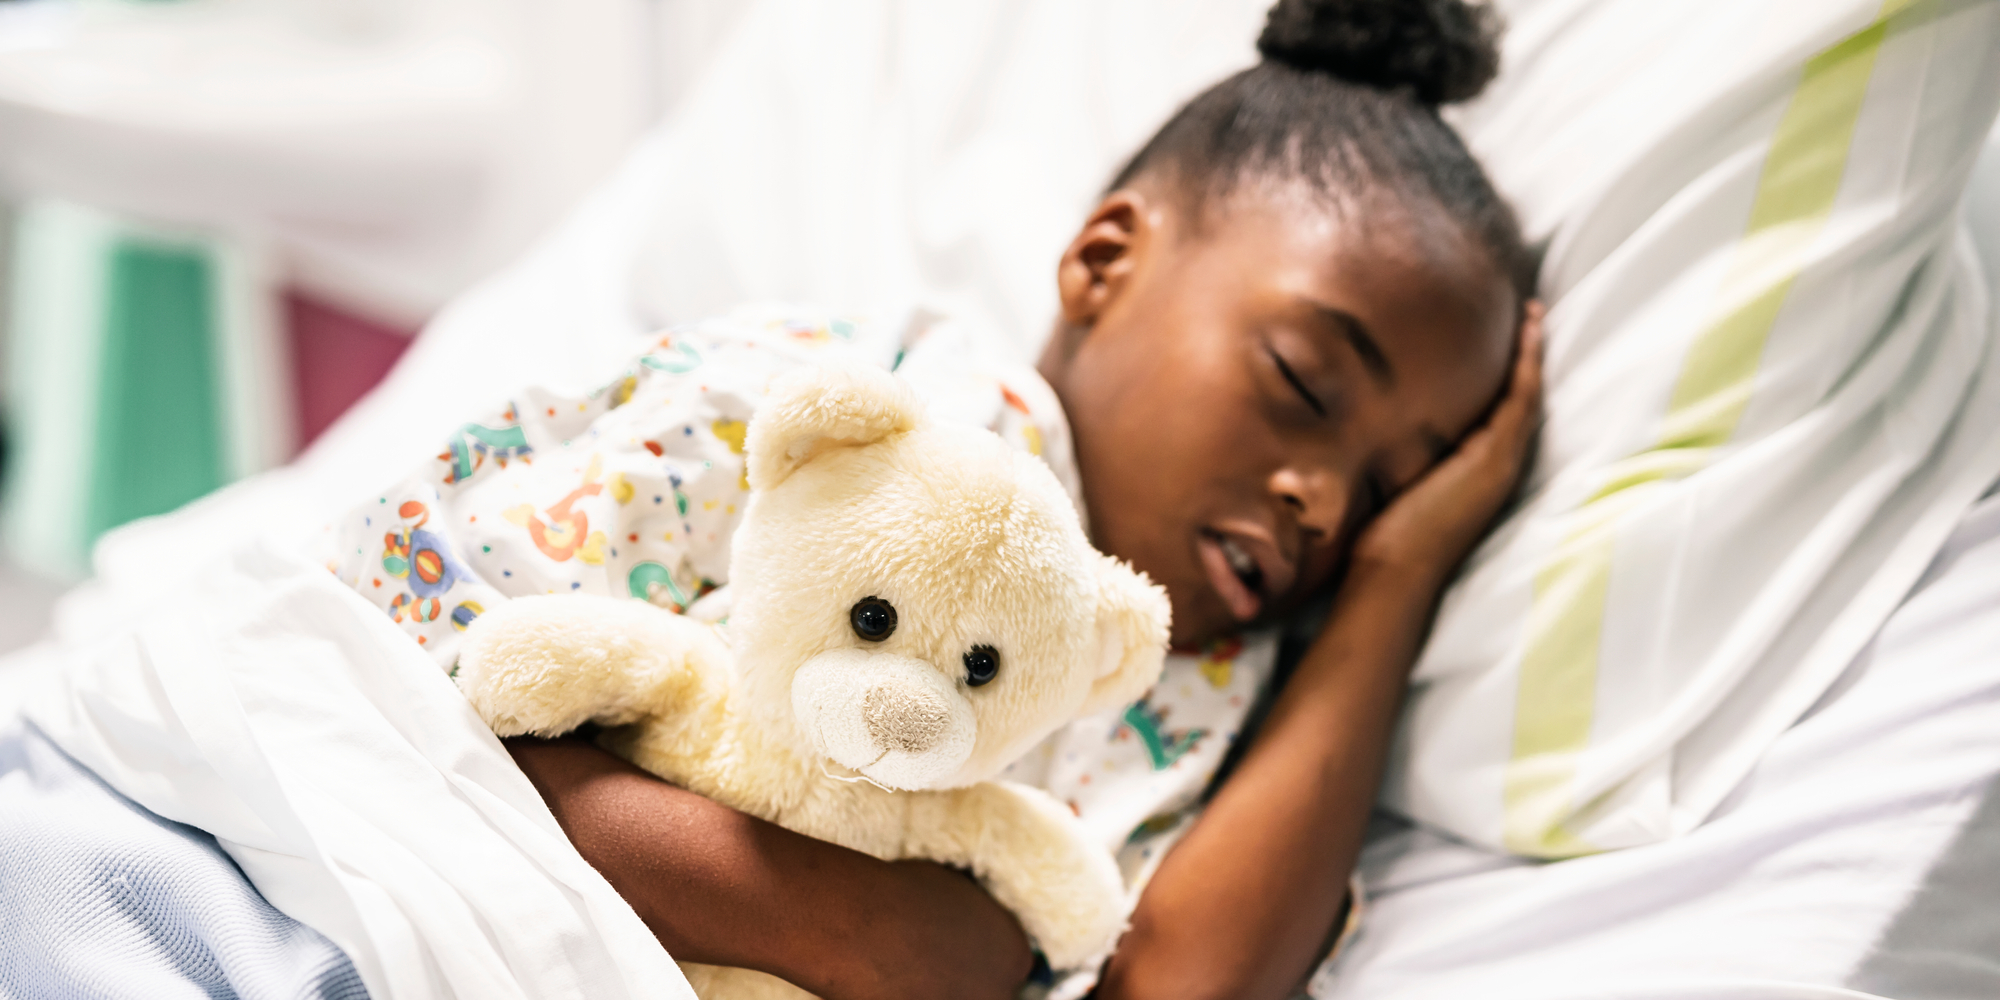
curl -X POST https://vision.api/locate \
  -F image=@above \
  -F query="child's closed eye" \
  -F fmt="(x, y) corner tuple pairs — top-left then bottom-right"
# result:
(1267, 347), (1327, 418)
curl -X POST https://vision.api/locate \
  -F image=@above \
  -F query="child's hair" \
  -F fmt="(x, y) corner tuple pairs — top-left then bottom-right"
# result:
(1110, 0), (1534, 298)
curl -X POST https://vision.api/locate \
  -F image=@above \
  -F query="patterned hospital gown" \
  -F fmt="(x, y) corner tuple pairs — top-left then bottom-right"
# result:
(324, 304), (1288, 995)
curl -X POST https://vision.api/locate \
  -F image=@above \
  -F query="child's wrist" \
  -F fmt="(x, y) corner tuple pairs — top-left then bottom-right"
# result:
(1341, 541), (1454, 602)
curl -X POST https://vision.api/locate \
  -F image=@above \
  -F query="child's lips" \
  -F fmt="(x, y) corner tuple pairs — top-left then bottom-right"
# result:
(1197, 533), (1262, 622)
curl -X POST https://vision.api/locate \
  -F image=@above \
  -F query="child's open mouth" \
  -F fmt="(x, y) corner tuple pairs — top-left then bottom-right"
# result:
(1197, 530), (1264, 623)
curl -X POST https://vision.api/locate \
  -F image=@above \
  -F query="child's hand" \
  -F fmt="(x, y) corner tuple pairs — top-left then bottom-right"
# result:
(1351, 301), (1544, 589)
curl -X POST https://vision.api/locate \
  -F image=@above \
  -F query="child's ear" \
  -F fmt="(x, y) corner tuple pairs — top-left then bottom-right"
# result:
(1080, 552), (1172, 714)
(747, 365), (928, 490)
(1056, 190), (1154, 327)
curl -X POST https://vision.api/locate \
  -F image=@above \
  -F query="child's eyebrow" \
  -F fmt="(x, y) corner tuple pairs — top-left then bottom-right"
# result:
(1308, 302), (1395, 389)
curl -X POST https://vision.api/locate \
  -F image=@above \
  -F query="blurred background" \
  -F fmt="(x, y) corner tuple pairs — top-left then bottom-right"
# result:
(0, 0), (743, 644)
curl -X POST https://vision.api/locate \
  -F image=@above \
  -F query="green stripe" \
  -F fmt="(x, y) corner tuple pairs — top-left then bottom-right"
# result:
(1503, 4), (1906, 857)
(85, 239), (226, 542)
(1661, 18), (1892, 452)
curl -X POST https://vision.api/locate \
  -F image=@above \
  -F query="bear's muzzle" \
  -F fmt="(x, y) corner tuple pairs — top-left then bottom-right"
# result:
(791, 648), (977, 789)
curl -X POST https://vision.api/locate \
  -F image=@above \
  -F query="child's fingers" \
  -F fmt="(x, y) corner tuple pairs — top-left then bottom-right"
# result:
(1357, 302), (1548, 573)
(1517, 299), (1546, 398)
(1461, 300), (1546, 466)
(1502, 301), (1545, 411)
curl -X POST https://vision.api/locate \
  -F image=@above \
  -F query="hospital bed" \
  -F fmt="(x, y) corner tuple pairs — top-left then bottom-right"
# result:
(6, 1), (2000, 998)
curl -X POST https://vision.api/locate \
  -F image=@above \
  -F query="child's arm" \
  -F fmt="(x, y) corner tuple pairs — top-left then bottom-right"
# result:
(504, 737), (1034, 1000)
(1097, 308), (1544, 1000)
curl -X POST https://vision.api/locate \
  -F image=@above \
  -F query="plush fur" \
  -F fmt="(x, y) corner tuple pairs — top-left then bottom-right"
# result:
(456, 364), (1171, 999)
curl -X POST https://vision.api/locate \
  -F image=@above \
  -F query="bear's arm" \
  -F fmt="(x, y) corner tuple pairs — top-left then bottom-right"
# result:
(456, 594), (731, 738)
(902, 781), (1127, 971)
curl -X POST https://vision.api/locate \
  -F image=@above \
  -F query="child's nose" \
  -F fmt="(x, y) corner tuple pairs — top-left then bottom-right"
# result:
(1267, 466), (1348, 539)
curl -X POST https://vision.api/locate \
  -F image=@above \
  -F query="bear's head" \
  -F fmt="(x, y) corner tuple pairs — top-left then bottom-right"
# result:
(727, 365), (1170, 791)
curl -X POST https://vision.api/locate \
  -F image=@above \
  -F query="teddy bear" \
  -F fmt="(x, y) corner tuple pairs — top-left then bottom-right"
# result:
(453, 363), (1171, 999)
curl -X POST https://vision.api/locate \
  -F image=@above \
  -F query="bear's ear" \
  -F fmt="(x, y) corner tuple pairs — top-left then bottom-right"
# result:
(1079, 553), (1172, 714)
(746, 365), (929, 490)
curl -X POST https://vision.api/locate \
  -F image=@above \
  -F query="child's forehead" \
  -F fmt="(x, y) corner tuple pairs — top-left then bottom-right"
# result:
(1211, 189), (1510, 324)
(1188, 181), (1501, 293)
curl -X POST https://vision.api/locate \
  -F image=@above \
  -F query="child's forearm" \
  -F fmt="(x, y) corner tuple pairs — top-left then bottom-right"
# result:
(1095, 556), (1440, 1000)
(503, 737), (1033, 1000)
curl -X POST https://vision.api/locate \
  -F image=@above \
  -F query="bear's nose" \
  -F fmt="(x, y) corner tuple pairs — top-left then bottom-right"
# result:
(863, 685), (951, 755)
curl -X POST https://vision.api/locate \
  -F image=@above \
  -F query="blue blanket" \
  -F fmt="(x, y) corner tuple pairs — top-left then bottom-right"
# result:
(0, 720), (367, 1000)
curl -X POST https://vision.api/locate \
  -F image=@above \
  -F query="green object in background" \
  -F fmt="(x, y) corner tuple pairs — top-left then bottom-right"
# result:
(2, 199), (291, 578)
(85, 242), (226, 541)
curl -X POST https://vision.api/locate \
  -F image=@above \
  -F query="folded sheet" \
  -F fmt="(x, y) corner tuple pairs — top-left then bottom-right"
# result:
(21, 546), (693, 1000)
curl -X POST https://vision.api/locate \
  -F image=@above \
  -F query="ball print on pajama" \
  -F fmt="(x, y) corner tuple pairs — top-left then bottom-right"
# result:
(330, 493), (502, 655)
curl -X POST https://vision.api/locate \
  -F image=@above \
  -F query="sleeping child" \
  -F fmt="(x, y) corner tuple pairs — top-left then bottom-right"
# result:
(326, 0), (1543, 997)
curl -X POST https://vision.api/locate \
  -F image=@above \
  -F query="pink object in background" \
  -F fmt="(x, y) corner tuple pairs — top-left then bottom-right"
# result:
(285, 292), (415, 449)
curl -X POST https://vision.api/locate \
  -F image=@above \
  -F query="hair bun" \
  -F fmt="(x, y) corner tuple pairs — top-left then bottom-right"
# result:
(1257, 0), (1501, 106)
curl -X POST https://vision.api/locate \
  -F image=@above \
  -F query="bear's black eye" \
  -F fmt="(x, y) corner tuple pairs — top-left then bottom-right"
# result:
(850, 597), (897, 641)
(963, 645), (999, 687)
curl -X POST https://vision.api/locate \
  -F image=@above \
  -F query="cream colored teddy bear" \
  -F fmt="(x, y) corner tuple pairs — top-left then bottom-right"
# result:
(455, 364), (1171, 999)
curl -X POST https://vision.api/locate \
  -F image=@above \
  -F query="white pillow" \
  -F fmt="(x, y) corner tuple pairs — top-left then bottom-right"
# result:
(1397, 0), (2000, 855)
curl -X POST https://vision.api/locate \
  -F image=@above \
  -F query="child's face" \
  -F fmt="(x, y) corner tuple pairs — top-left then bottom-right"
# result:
(1039, 184), (1518, 646)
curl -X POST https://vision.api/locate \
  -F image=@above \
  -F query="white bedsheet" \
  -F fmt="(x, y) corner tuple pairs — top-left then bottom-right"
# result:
(1313, 483), (2000, 1000)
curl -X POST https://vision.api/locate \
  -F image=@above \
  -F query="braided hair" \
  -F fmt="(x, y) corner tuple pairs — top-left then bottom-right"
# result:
(1111, 0), (1534, 298)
